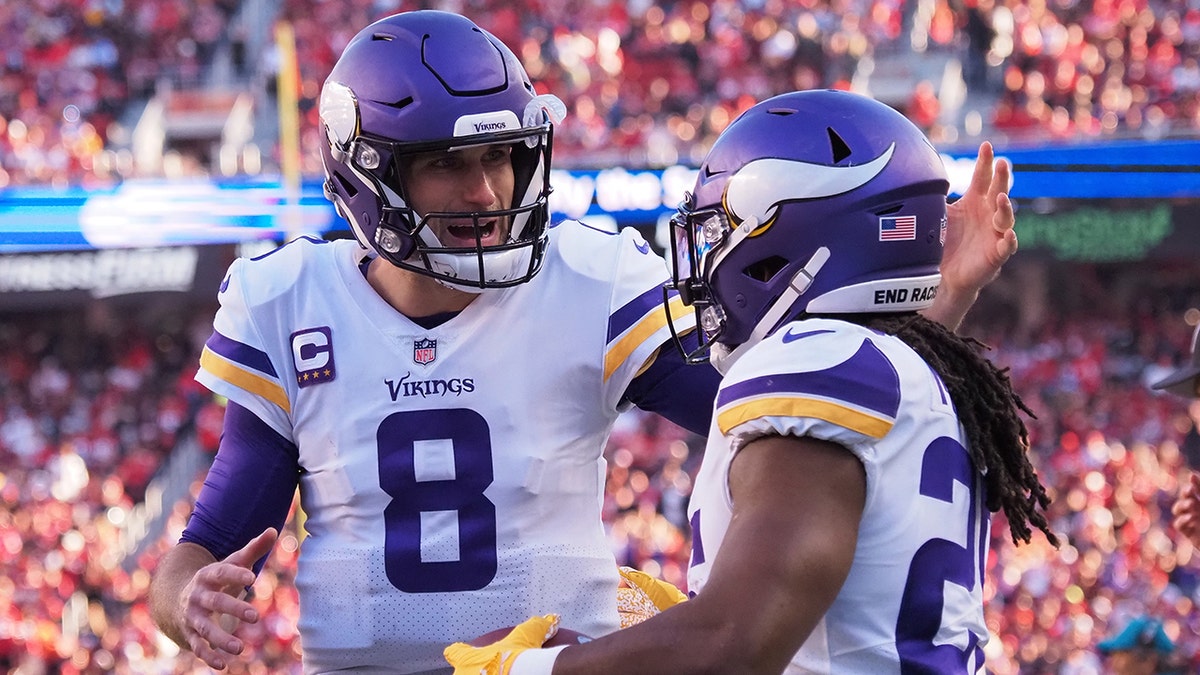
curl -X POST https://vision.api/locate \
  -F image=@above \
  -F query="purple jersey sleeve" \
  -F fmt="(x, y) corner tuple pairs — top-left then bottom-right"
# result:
(180, 401), (300, 572)
(624, 332), (720, 436)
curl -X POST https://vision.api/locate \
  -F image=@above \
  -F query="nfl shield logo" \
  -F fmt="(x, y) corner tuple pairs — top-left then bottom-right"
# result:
(413, 338), (437, 366)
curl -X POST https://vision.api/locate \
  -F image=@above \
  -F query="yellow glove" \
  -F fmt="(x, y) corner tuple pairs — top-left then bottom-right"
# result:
(616, 566), (687, 628)
(444, 614), (560, 675)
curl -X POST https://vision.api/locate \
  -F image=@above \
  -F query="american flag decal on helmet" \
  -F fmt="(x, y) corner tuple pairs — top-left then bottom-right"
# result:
(879, 215), (917, 241)
(414, 338), (437, 366)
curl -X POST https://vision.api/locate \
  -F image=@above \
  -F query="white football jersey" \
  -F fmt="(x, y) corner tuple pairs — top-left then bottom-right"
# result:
(687, 318), (990, 674)
(196, 223), (691, 674)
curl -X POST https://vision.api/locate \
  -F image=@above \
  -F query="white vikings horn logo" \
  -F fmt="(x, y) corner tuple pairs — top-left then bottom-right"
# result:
(724, 143), (896, 224)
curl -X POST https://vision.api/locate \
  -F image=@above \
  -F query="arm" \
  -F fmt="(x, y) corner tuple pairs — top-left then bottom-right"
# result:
(150, 402), (299, 669)
(624, 333), (722, 436)
(553, 434), (866, 674)
(1173, 472), (1200, 548)
(922, 141), (1016, 331)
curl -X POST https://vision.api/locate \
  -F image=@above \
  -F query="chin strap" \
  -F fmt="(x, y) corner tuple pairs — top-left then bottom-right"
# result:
(710, 246), (831, 375)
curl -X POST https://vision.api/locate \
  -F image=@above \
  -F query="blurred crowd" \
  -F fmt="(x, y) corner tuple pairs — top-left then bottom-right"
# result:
(0, 263), (1199, 673)
(0, 301), (222, 674)
(962, 298), (1200, 672)
(3, 0), (1200, 187)
(0, 0), (241, 188)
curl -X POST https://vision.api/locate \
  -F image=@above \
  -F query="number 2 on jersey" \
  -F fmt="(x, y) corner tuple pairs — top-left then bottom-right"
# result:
(896, 436), (988, 671)
(377, 409), (498, 593)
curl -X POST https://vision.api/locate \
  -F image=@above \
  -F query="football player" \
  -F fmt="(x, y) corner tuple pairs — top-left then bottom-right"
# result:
(148, 10), (1020, 674)
(445, 90), (1056, 674)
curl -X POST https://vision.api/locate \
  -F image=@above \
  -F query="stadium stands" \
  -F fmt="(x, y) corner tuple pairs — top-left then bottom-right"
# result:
(2, 0), (1198, 187)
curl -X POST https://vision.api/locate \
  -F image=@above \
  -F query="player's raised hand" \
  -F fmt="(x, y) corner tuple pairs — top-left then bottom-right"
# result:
(941, 141), (1017, 296)
(178, 528), (277, 670)
(444, 614), (561, 675)
(1173, 472), (1200, 548)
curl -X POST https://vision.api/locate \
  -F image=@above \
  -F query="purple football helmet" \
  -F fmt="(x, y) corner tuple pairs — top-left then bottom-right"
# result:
(666, 89), (949, 371)
(318, 11), (564, 289)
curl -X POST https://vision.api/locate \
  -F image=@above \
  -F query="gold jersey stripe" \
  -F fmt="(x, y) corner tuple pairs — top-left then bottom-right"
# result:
(200, 347), (292, 415)
(717, 395), (893, 439)
(603, 294), (690, 383)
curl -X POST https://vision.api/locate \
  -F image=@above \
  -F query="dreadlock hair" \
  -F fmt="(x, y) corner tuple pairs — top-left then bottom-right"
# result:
(848, 312), (1058, 547)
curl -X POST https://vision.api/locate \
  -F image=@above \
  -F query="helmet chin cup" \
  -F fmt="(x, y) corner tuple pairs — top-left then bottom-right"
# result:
(424, 246), (535, 293)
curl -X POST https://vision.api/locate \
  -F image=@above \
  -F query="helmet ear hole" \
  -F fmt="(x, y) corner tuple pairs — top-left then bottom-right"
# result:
(742, 255), (789, 283)
(333, 172), (359, 198)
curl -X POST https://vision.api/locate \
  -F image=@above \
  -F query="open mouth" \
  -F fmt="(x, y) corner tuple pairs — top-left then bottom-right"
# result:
(443, 219), (500, 247)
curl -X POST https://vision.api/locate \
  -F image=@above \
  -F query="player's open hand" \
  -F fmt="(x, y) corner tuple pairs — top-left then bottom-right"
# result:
(1173, 472), (1200, 548)
(444, 614), (560, 675)
(178, 528), (277, 670)
(941, 141), (1017, 296)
